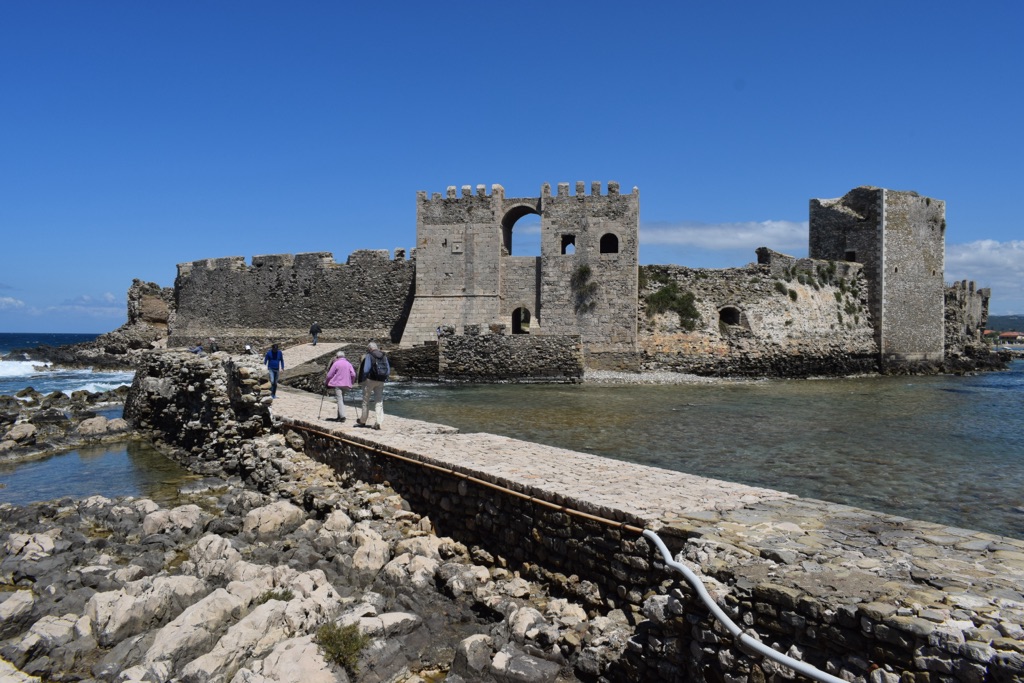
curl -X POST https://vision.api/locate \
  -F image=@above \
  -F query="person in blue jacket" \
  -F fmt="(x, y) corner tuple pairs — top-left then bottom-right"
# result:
(263, 343), (284, 398)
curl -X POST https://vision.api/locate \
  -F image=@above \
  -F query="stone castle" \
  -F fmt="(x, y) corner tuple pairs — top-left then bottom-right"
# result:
(155, 181), (994, 379)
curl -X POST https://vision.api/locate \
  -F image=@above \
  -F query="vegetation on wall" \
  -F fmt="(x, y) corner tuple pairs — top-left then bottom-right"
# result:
(646, 282), (700, 331)
(571, 264), (599, 313)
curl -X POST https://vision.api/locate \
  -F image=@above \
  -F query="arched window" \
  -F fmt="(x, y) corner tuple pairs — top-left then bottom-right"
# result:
(719, 306), (742, 326)
(512, 307), (531, 334)
(500, 209), (541, 256)
(561, 235), (576, 255)
(600, 233), (619, 254)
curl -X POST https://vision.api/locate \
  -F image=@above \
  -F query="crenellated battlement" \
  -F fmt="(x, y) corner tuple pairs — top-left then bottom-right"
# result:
(416, 181), (637, 206)
(176, 249), (412, 279)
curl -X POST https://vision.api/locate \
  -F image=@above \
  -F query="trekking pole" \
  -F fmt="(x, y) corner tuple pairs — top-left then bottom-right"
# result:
(318, 385), (326, 419)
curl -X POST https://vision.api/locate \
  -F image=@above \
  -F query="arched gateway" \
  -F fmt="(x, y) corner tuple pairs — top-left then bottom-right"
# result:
(401, 181), (639, 354)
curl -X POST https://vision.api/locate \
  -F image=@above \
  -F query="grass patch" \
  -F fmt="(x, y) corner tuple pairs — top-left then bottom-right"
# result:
(571, 264), (598, 313)
(254, 589), (294, 605)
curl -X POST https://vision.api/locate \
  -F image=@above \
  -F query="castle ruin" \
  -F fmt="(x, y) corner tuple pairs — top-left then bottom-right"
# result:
(161, 181), (995, 378)
(401, 181), (639, 354)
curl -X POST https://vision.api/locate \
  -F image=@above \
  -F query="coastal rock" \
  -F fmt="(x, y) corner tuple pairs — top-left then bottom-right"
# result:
(242, 501), (306, 541)
(86, 575), (210, 647)
(3, 423), (35, 444)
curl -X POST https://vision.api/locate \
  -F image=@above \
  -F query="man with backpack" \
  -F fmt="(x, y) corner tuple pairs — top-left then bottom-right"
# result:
(356, 341), (389, 430)
(263, 343), (284, 399)
(309, 321), (322, 346)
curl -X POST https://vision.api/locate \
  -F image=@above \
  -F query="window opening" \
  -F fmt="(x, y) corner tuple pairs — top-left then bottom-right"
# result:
(512, 307), (532, 334)
(561, 235), (576, 255)
(600, 233), (619, 254)
(844, 250), (857, 262)
(719, 306), (742, 326)
(501, 210), (541, 257)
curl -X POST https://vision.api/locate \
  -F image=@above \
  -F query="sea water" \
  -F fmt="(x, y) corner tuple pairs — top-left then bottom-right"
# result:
(3, 332), (1023, 539)
(0, 332), (196, 506)
(384, 361), (1024, 540)
(0, 333), (135, 397)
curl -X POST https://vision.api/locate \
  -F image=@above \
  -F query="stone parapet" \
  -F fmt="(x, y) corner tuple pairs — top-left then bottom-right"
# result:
(290, 422), (1024, 683)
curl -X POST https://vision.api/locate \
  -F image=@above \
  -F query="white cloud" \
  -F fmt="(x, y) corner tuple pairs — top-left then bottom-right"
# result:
(640, 219), (808, 252)
(946, 240), (1024, 315)
(0, 296), (25, 310)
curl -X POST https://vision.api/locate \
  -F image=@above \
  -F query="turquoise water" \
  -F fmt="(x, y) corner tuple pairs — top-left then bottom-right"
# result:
(385, 362), (1024, 540)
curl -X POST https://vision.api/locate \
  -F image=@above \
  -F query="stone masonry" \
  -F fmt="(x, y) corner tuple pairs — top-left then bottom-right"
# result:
(402, 181), (639, 354)
(810, 187), (947, 368)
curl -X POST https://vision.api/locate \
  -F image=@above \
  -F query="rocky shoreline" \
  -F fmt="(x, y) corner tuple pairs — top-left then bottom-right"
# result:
(0, 372), (634, 682)
(0, 387), (134, 463)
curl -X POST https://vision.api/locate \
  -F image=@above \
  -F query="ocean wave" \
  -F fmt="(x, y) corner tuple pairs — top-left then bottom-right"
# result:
(0, 359), (53, 378)
(0, 364), (135, 397)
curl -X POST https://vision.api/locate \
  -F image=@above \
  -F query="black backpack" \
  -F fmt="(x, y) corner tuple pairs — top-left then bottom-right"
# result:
(368, 353), (390, 382)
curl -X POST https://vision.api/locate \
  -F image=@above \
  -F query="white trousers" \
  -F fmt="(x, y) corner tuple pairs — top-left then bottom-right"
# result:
(333, 387), (349, 419)
(360, 380), (385, 427)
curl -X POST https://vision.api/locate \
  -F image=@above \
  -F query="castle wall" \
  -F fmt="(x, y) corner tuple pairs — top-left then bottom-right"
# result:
(879, 191), (945, 363)
(535, 181), (639, 353)
(945, 280), (990, 355)
(638, 252), (878, 377)
(438, 330), (583, 383)
(403, 182), (638, 354)
(809, 187), (945, 368)
(169, 250), (414, 348)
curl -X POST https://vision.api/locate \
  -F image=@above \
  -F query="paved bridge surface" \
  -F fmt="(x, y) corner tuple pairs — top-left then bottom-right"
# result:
(262, 342), (1024, 640)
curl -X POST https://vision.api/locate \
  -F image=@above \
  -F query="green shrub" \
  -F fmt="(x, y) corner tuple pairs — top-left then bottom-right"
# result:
(788, 289), (798, 301)
(645, 283), (700, 331)
(774, 281), (789, 296)
(254, 589), (294, 605)
(834, 291), (842, 303)
(316, 622), (368, 677)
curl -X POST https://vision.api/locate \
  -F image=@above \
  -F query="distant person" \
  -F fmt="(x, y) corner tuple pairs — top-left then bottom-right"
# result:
(309, 321), (322, 346)
(188, 344), (203, 354)
(208, 337), (219, 353)
(325, 350), (356, 421)
(356, 341), (390, 430)
(243, 344), (256, 355)
(263, 343), (284, 399)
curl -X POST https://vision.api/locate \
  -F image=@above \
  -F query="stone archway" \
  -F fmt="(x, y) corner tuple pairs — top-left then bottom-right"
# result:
(512, 307), (532, 334)
(501, 207), (542, 256)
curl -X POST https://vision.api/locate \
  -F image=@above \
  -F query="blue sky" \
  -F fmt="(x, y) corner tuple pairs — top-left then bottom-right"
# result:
(2, 2), (1022, 333)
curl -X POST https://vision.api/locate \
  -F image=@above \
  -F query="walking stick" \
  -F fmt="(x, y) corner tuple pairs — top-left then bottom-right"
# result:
(318, 385), (326, 419)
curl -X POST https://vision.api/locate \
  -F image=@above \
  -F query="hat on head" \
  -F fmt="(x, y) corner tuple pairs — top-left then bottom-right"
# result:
(368, 342), (379, 351)
(245, 345), (252, 350)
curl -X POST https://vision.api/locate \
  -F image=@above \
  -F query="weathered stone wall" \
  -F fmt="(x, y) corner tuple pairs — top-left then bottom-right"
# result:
(124, 351), (272, 473)
(810, 187), (946, 368)
(403, 181), (638, 354)
(169, 250), (415, 350)
(438, 329), (583, 382)
(946, 280), (990, 354)
(297, 431), (1024, 683)
(636, 252), (878, 377)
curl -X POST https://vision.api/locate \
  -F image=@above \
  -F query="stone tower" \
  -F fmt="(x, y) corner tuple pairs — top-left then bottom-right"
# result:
(401, 181), (639, 353)
(809, 187), (946, 367)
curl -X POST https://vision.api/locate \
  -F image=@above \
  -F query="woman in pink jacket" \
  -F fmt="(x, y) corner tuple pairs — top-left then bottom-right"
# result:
(325, 351), (356, 421)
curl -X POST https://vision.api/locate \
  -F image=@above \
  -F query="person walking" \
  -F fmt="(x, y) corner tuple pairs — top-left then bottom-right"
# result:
(356, 341), (390, 430)
(263, 343), (284, 399)
(325, 350), (356, 422)
(309, 321), (322, 346)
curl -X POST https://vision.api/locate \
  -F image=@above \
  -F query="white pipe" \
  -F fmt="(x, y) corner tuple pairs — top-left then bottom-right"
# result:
(642, 529), (846, 683)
